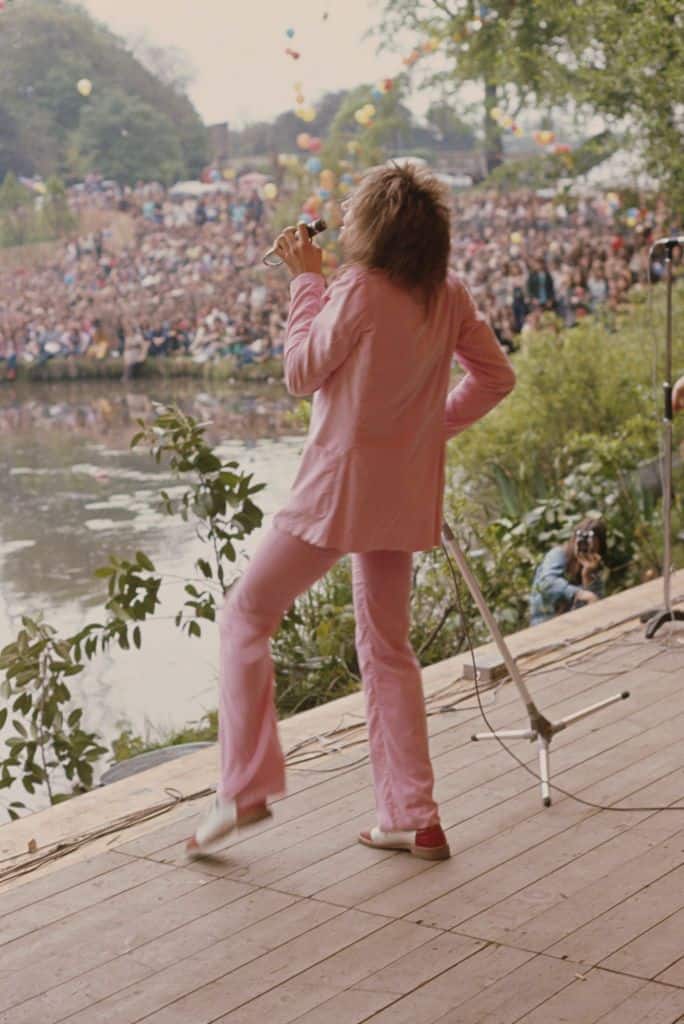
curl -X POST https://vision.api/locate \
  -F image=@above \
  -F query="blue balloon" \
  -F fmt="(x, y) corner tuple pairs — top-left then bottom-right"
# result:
(318, 188), (331, 199)
(305, 156), (322, 173)
(286, 27), (295, 38)
(298, 212), (313, 224)
(341, 172), (354, 184)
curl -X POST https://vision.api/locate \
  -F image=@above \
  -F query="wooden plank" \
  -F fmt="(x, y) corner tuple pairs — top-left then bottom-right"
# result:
(0, 954), (155, 1024)
(353, 930), (485, 995)
(592, 980), (684, 1022)
(398, 724), (684, 932)
(286, 987), (395, 1024)
(70, 908), (387, 1024)
(453, 810), (684, 947)
(546, 863), (684, 968)
(506, 823), (684, 954)
(603, 906), (684, 980)
(0, 874), (253, 1011)
(210, 920), (442, 1024)
(0, 851), (132, 914)
(513, 966), (645, 1024)
(657, 955), (684, 988)
(0, 855), (186, 947)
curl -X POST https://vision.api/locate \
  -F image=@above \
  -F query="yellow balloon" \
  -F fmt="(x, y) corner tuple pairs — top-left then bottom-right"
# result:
(76, 78), (92, 97)
(490, 106), (502, 121)
(263, 183), (278, 199)
(296, 106), (316, 123)
(510, 231), (523, 245)
(364, 104), (376, 118)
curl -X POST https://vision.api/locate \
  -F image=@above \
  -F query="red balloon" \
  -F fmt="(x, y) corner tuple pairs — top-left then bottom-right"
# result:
(307, 137), (322, 153)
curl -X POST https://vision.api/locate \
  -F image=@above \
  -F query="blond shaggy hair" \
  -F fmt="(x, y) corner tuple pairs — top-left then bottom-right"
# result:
(342, 162), (451, 305)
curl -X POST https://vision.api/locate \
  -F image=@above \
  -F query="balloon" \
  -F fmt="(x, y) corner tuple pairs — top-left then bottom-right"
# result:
(320, 169), (336, 187)
(510, 231), (523, 245)
(538, 130), (555, 145)
(285, 27), (295, 38)
(318, 188), (331, 200)
(263, 183), (278, 199)
(490, 107), (502, 121)
(297, 133), (311, 149)
(295, 93), (305, 105)
(293, 81), (303, 92)
(354, 109), (367, 125)
(307, 137), (322, 153)
(626, 216), (637, 227)
(277, 153), (289, 166)
(364, 104), (376, 118)
(285, 48), (300, 60)
(303, 194), (321, 213)
(305, 156), (322, 173)
(554, 143), (571, 155)
(76, 78), (92, 97)
(371, 87), (383, 99)
(500, 114), (513, 129)
(223, 167), (236, 180)
(513, 126), (524, 138)
(340, 172), (354, 184)
(382, 78), (394, 92)
(298, 211), (314, 224)
(295, 106), (316, 122)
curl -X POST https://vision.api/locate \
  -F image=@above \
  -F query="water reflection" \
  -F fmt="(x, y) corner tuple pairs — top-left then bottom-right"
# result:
(0, 380), (306, 797)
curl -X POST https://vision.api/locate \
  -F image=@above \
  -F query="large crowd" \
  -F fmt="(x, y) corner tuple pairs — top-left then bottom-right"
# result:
(0, 173), (679, 380)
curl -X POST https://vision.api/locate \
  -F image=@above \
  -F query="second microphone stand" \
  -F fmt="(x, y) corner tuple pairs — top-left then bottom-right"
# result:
(644, 241), (684, 637)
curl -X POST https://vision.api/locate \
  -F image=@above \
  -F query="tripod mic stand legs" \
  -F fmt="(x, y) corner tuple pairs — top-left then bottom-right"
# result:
(442, 520), (630, 808)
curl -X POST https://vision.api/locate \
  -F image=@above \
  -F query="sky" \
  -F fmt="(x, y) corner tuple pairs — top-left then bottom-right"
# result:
(79, 0), (424, 128)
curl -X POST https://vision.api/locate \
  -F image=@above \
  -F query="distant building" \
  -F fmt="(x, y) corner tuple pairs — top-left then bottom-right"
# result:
(207, 123), (230, 166)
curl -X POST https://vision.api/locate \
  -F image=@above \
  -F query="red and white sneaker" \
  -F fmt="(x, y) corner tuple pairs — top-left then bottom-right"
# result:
(186, 796), (271, 859)
(358, 824), (450, 861)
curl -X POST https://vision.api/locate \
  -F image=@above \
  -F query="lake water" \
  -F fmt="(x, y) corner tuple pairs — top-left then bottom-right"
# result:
(0, 379), (307, 781)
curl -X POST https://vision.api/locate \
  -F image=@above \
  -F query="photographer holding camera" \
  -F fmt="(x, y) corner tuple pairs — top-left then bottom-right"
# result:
(529, 516), (607, 626)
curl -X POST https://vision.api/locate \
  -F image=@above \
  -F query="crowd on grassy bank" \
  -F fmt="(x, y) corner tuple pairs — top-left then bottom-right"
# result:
(0, 173), (681, 382)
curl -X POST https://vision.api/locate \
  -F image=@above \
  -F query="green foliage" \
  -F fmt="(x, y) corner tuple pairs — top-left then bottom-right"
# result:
(378, 0), (684, 201)
(0, 0), (208, 182)
(111, 710), (218, 762)
(0, 171), (76, 247)
(73, 89), (185, 186)
(0, 617), (108, 819)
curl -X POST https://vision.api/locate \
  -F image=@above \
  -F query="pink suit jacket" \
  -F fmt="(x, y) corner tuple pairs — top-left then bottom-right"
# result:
(273, 265), (516, 552)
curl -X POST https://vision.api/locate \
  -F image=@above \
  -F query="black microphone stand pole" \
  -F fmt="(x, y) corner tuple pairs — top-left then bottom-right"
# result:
(645, 240), (684, 637)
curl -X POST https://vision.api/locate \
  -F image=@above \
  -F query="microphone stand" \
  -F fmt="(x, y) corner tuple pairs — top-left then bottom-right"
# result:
(441, 521), (629, 807)
(644, 241), (684, 637)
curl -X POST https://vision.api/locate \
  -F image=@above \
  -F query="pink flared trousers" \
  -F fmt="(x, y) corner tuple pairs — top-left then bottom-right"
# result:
(217, 525), (439, 831)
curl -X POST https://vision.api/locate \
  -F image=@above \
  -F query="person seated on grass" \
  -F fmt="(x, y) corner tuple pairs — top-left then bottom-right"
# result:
(529, 516), (607, 626)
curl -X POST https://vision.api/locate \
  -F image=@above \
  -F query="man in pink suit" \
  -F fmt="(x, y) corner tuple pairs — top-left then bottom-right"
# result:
(187, 163), (516, 860)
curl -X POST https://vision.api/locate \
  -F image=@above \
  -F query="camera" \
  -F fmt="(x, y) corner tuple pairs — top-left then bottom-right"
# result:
(575, 528), (595, 555)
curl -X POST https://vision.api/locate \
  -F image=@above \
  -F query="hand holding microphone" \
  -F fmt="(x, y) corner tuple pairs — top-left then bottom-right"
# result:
(262, 218), (326, 276)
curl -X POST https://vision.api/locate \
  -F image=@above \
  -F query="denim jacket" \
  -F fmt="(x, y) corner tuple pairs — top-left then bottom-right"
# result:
(529, 545), (603, 625)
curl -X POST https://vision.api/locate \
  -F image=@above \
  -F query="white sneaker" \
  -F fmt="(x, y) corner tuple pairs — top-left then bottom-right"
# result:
(186, 795), (271, 858)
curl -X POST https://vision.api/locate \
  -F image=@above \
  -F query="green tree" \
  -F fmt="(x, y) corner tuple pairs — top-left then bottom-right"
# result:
(0, 171), (35, 246)
(0, 0), (208, 181)
(377, 0), (684, 200)
(73, 89), (185, 185)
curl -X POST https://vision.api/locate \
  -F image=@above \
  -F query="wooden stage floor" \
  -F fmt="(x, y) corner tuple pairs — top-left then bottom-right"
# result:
(1, 599), (683, 1023)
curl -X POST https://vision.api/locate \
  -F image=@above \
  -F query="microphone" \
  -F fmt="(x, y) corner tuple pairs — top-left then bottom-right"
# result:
(262, 218), (327, 267)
